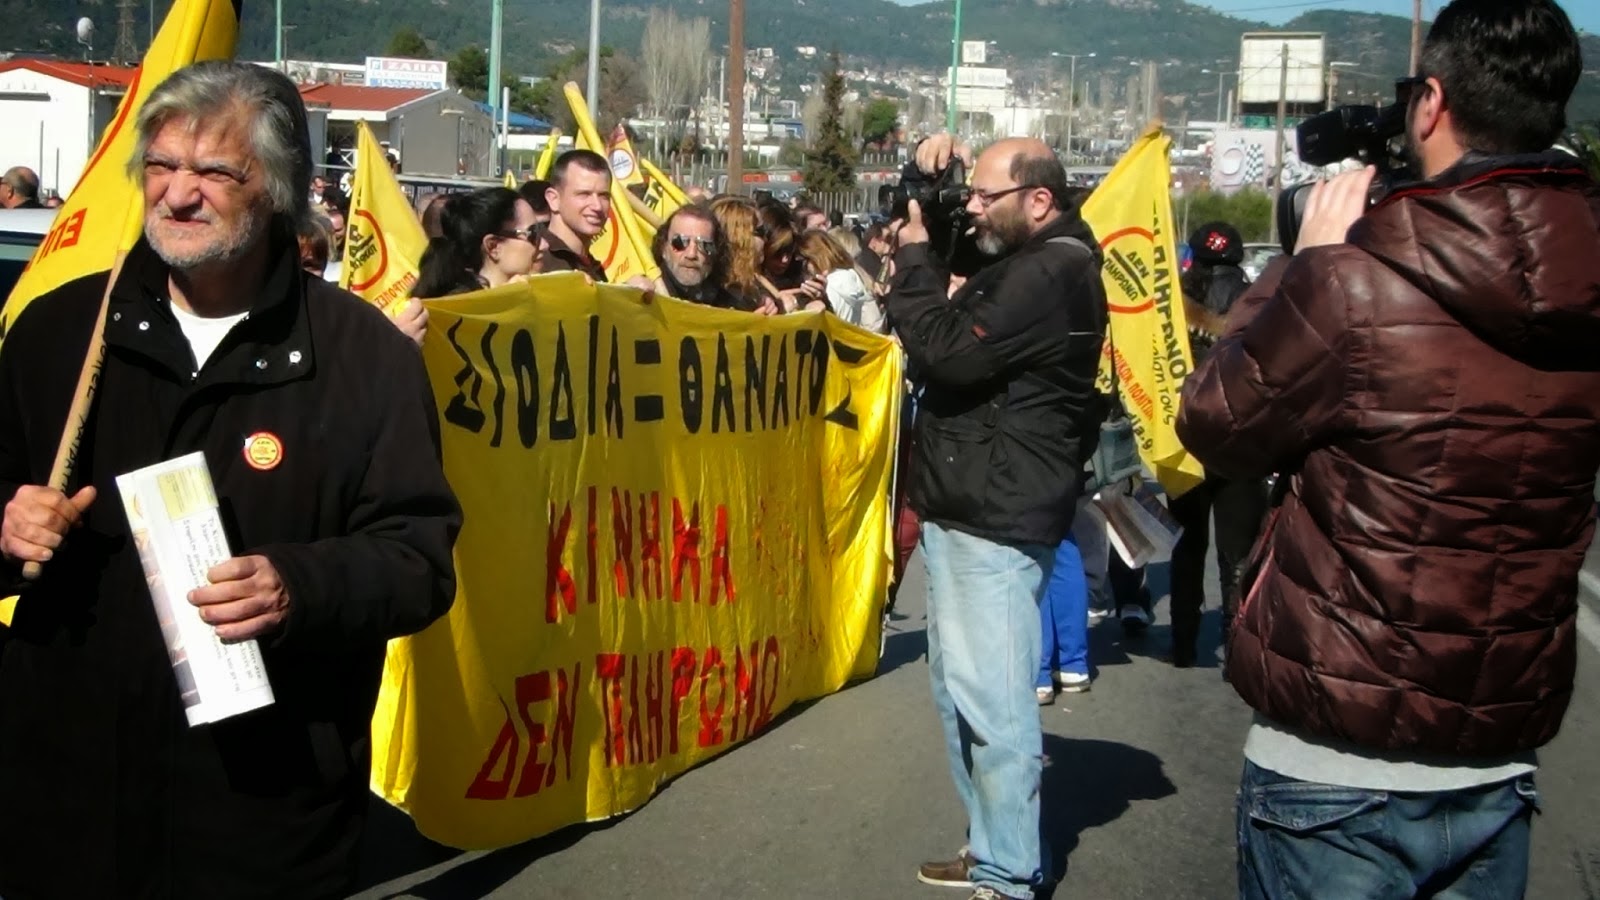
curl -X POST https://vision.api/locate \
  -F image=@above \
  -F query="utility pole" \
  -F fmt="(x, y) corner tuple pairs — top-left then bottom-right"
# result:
(728, 0), (745, 192)
(1410, 0), (1423, 75)
(1269, 42), (1289, 245)
(586, 0), (601, 119)
(274, 0), (283, 70)
(489, 0), (504, 171)
(113, 0), (138, 64)
(946, 0), (962, 133)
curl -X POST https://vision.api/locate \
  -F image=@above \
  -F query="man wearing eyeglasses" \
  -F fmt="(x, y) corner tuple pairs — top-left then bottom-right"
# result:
(651, 205), (741, 310)
(884, 136), (1106, 900)
(1177, 2), (1600, 897)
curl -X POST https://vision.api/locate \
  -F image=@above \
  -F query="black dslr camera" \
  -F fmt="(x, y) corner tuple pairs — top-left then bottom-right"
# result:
(880, 157), (985, 274)
(1276, 77), (1421, 254)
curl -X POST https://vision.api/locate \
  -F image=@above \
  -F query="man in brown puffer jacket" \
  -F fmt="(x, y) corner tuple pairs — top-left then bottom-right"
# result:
(1176, 2), (1600, 897)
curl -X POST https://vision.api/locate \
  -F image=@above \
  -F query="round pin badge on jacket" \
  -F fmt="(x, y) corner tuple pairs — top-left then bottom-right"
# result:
(243, 432), (284, 471)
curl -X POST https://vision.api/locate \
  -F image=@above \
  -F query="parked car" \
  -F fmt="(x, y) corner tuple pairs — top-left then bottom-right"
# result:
(0, 207), (57, 313)
(1240, 242), (1283, 283)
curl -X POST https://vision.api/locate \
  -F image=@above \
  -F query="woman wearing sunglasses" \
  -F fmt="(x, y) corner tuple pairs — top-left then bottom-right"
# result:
(413, 186), (546, 300)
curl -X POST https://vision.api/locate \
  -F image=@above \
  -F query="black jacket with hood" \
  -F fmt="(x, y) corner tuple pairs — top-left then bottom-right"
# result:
(886, 209), (1107, 547)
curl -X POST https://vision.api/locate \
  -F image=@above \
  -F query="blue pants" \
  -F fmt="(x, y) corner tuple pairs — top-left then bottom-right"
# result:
(922, 522), (1053, 899)
(1237, 760), (1539, 900)
(1037, 532), (1089, 689)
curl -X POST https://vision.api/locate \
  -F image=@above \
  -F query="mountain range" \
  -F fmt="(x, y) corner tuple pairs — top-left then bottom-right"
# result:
(16, 0), (1600, 123)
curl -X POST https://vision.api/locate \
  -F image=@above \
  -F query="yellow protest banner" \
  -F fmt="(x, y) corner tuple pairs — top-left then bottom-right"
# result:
(370, 276), (901, 849)
(1082, 128), (1206, 498)
(0, 0), (240, 345)
(562, 83), (659, 283)
(341, 120), (426, 315)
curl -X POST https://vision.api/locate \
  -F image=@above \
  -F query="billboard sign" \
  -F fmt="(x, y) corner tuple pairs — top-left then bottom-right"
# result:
(962, 41), (987, 65)
(1238, 33), (1325, 105)
(364, 56), (449, 91)
(954, 86), (1007, 108)
(953, 66), (1008, 89)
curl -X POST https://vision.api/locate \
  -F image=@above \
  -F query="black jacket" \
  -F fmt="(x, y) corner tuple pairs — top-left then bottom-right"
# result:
(886, 211), (1107, 546)
(0, 230), (461, 899)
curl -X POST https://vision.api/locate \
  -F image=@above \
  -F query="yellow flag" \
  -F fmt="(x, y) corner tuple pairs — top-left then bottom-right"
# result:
(562, 84), (659, 283)
(639, 156), (689, 208)
(605, 125), (684, 222)
(341, 120), (426, 314)
(0, 0), (241, 345)
(604, 124), (646, 189)
(534, 129), (562, 180)
(1081, 128), (1206, 498)
(503, 169), (517, 189)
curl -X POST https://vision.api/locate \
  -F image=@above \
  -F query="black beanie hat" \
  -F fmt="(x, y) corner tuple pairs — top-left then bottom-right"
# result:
(1188, 221), (1244, 266)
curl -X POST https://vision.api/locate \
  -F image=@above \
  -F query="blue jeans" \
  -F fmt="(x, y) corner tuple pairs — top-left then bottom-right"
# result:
(922, 522), (1053, 899)
(1237, 760), (1539, 900)
(1037, 531), (1089, 688)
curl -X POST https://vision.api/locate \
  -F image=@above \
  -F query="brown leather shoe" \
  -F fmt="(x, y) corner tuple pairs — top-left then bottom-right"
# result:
(916, 848), (975, 888)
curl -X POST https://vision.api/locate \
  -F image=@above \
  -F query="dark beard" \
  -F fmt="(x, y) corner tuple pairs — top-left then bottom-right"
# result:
(975, 213), (1030, 256)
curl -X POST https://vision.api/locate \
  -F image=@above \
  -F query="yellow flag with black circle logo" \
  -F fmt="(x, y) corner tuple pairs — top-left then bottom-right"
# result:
(340, 120), (426, 315)
(1082, 127), (1206, 498)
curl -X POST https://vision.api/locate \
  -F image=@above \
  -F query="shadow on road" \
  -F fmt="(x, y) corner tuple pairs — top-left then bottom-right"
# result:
(1090, 609), (1224, 671)
(877, 617), (929, 676)
(356, 793), (620, 899)
(1037, 735), (1177, 897)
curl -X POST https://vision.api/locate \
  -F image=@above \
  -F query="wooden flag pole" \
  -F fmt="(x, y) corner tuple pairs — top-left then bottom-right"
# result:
(20, 252), (126, 581)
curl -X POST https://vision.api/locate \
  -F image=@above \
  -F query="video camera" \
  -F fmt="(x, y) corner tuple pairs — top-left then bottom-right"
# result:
(1276, 77), (1420, 254)
(880, 157), (986, 275)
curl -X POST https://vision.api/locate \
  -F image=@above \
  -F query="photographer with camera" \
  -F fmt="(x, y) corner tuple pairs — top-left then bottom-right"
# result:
(1175, 2), (1600, 896)
(886, 136), (1105, 900)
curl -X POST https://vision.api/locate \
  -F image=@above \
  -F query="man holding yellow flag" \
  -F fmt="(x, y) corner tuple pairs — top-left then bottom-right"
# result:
(0, 58), (460, 898)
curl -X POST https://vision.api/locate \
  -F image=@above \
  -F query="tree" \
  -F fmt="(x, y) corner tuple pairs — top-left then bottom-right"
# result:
(385, 26), (429, 59)
(640, 10), (710, 156)
(452, 45), (490, 99)
(860, 97), (899, 149)
(802, 52), (856, 195)
(537, 47), (647, 135)
(1173, 188), (1272, 243)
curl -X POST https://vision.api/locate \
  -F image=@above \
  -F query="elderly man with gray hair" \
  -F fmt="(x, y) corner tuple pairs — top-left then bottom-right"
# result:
(0, 61), (460, 897)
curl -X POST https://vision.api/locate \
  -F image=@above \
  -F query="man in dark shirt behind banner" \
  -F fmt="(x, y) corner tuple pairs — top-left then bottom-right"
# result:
(541, 149), (613, 282)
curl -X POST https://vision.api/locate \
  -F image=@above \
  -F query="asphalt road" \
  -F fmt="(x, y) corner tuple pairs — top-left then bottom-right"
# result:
(353, 544), (1600, 900)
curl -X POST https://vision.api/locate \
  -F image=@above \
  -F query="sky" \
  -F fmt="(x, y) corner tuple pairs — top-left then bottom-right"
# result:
(1193, 0), (1600, 33)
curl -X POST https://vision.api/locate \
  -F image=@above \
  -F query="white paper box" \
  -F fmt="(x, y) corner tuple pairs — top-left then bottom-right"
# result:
(116, 452), (275, 726)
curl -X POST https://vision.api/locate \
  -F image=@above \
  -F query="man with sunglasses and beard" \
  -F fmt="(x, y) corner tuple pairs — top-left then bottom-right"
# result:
(1177, 2), (1600, 896)
(884, 136), (1106, 900)
(651, 204), (742, 310)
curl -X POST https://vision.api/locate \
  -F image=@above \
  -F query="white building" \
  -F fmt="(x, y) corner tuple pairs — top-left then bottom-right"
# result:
(0, 60), (135, 196)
